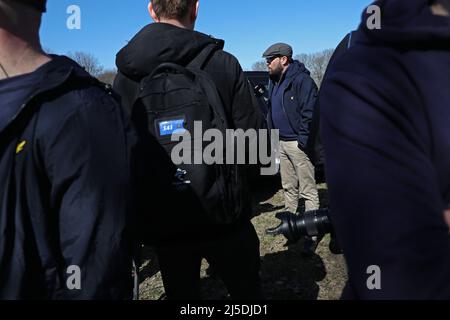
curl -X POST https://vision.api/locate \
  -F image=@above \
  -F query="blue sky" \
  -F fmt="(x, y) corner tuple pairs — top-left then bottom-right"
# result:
(41, 0), (372, 71)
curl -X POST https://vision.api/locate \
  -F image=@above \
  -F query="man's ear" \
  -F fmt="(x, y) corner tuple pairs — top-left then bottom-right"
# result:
(148, 2), (160, 22)
(190, 0), (199, 23)
(281, 56), (289, 67)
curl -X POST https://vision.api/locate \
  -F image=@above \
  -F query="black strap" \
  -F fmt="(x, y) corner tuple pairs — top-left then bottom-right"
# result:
(188, 44), (219, 70)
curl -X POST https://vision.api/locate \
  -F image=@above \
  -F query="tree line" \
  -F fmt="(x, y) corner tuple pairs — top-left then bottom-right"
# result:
(46, 48), (334, 87)
(45, 49), (117, 85)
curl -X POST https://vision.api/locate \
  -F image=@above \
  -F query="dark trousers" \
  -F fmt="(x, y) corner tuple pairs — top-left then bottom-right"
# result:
(155, 220), (262, 300)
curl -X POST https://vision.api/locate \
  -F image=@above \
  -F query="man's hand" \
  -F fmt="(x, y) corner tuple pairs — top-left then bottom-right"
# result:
(445, 210), (450, 232)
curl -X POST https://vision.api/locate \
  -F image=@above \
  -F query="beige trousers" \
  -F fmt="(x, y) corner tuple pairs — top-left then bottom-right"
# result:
(279, 141), (320, 213)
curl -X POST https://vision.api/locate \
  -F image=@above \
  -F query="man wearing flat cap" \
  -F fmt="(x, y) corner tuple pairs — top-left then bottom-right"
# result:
(0, 0), (135, 299)
(263, 43), (320, 254)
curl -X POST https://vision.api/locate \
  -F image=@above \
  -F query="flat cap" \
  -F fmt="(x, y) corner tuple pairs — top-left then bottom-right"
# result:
(262, 43), (293, 59)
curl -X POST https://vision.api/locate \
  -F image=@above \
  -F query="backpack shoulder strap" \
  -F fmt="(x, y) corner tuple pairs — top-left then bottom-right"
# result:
(188, 43), (220, 70)
(186, 44), (229, 129)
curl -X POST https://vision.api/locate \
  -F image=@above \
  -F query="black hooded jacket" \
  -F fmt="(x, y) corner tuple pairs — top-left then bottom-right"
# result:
(114, 23), (263, 132)
(113, 23), (265, 244)
(0, 56), (134, 299)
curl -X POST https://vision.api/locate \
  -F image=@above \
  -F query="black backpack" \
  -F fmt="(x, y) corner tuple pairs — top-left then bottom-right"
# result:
(131, 44), (244, 226)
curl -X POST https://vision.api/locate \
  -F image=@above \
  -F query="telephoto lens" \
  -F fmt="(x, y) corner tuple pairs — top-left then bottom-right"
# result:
(266, 209), (343, 254)
(266, 209), (331, 239)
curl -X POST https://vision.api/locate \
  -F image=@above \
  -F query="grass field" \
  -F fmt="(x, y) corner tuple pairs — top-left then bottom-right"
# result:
(138, 182), (348, 300)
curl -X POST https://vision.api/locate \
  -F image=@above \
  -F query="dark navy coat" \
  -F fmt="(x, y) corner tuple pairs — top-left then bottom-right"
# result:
(267, 60), (318, 150)
(0, 56), (134, 299)
(320, 0), (450, 299)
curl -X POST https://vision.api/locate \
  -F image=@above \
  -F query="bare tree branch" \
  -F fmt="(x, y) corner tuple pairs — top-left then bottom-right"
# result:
(67, 51), (104, 77)
(295, 49), (334, 87)
(97, 69), (117, 85)
(252, 60), (267, 71)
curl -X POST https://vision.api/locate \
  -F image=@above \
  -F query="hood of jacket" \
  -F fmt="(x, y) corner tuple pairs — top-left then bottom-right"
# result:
(285, 60), (310, 82)
(116, 23), (224, 80)
(357, 0), (450, 48)
(269, 60), (311, 88)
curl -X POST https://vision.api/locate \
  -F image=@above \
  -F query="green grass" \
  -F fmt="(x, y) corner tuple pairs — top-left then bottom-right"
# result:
(138, 185), (347, 300)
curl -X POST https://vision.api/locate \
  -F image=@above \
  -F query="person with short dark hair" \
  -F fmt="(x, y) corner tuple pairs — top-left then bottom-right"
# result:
(114, 0), (264, 300)
(151, 0), (197, 20)
(320, 0), (450, 299)
(0, 0), (134, 299)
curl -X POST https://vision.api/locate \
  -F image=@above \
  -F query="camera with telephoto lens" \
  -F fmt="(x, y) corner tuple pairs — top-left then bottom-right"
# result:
(266, 209), (343, 254)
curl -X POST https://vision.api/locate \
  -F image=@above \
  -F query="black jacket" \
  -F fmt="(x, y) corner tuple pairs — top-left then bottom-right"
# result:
(267, 60), (318, 150)
(114, 23), (263, 132)
(113, 23), (265, 244)
(0, 56), (134, 299)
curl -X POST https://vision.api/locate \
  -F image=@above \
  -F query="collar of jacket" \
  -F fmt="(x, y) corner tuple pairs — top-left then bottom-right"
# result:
(269, 60), (306, 96)
(283, 61), (306, 85)
(116, 22), (225, 81)
(0, 55), (91, 135)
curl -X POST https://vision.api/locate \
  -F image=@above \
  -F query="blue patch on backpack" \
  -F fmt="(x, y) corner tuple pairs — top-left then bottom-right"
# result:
(158, 118), (186, 137)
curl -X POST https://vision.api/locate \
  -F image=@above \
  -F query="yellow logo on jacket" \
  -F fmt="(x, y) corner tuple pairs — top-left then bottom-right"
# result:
(16, 141), (27, 154)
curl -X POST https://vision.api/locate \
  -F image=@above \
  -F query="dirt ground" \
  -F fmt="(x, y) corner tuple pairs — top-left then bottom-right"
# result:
(138, 180), (348, 300)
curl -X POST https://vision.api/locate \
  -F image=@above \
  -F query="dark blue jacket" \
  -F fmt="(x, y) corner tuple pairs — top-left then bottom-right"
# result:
(0, 56), (134, 299)
(320, 0), (450, 299)
(267, 60), (318, 150)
